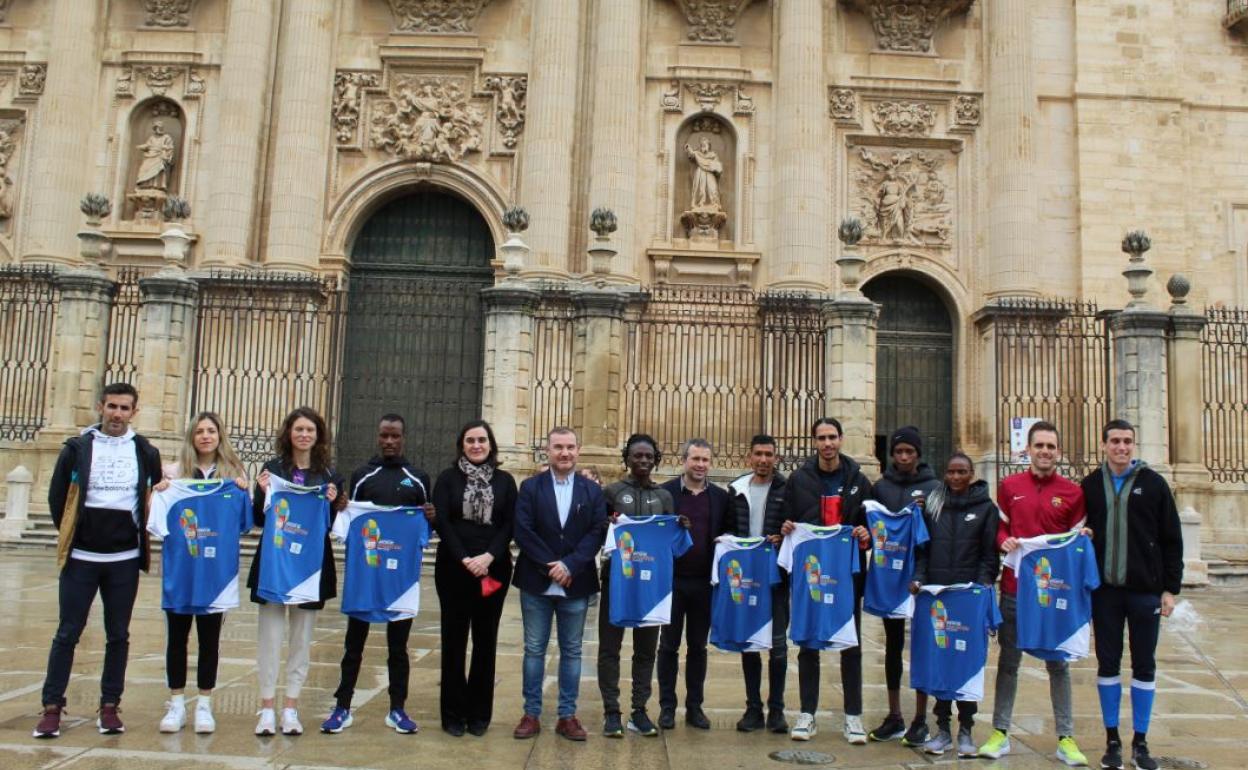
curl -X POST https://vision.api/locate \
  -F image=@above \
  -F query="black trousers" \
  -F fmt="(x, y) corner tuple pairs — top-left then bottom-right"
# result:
(741, 578), (789, 711)
(333, 616), (413, 710)
(41, 557), (141, 707)
(598, 567), (660, 714)
(934, 698), (977, 729)
(658, 575), (712, 710)
(1092, 585), (1161, 683)
(882, 616), (906, 692)
(165, 611), (224, 691)
(797, 571), (864, 715)
(435, 554), (510, 729)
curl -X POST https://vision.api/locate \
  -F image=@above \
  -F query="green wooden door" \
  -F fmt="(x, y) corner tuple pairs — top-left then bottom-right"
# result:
(863, 274), (955, 470)
(338, 190), (494, 475)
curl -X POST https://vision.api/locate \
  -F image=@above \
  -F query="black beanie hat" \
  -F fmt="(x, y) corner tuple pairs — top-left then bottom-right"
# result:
(889, 425), (922, 456)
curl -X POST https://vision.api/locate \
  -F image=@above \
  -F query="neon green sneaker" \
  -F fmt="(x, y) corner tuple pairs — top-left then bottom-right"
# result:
(978, 728), (1011, 758)
(1056, 736), (1089, 767)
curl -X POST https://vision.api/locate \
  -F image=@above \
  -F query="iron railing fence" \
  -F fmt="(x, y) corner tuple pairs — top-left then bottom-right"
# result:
(1202, 308), (1248, 483)
(103, 266), (146, 385)
(0, 265), (59, 441)
(992, 298), (1112, 482)
(529, 285), (577, 458)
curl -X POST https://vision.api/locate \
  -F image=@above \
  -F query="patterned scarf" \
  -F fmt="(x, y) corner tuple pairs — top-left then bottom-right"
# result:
(459, 455), (495, 525)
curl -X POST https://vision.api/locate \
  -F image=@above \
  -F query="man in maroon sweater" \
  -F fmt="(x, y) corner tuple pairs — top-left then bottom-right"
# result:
(979, 420), (1090, 767)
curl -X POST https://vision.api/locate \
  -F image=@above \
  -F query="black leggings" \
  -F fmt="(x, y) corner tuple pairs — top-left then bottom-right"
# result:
(166, 611), (224, 691)
(883, 616), (905, 691)
(797, 573), (864, 715)
(334, 616), (413, 710)
(934, 698), (976, 729)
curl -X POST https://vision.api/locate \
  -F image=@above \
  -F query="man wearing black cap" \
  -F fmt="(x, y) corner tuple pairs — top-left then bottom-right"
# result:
(866, 426), (940, 746)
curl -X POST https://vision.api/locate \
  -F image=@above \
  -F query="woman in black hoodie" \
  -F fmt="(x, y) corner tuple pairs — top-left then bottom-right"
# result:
(911, 452), (1000, 758)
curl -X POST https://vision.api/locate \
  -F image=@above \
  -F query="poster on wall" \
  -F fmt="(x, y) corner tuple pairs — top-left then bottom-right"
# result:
(1009, 417), (1042, 464)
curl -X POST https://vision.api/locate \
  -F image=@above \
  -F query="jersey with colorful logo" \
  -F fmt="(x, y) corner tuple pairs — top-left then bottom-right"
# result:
(148, 479), (251, 614)
(332, 501), (431, 623)
(863, 500), (931, 619)
(910, 583), (1002, 701)
(602, 514), (693, 627)
(710, 536), (783, 652)
(257, 475), (330, 605)
(778, 524), (861, 651)
(1003, 530), (1100, 661)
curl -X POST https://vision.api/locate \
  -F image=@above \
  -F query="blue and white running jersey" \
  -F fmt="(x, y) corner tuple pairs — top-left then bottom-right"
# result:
(257, 475), (330, 605)
(911, 583), (1002, 701)
(863, 500), (930, 619)
(148, 479), (251, 614)
(710, 536), (782, 652)
(1004, 531), (1100, 661)
(778, 524), (861, 651)
(333, 501), (431, 623)
(603, 515), (693, 627)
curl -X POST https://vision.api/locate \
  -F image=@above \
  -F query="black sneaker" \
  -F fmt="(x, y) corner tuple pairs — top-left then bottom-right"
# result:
(602, 711), (624, 738)
(1101, 740), (1124, 769)
(736, 707), (765, 732)
(767, 709), (789, 734)
(685, 707), (711, 730)
(1131, 741), (1158, 770)
(901, 719), (929, 747)
(628, 709), (658, 737)
(657, 708), (676, 730)
(869, 714), (906, 742)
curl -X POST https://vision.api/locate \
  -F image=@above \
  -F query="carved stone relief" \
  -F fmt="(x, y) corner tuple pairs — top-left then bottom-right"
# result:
(840, 0), (974, 53)
(483, 75), (527, 149)
(387, 0), (492, 34)
(829, 88), (858, 122)
(18, 65), (44, 97)
(369, 74), (485, 163)
(116, 65), (206, 100)
(674, 0), (755, 43)
(0, 1), (10, 24)
(951, 94), (981, 128)
(852, 146), (953, 247)
(143, 0), (194, 28)
(661, 81), (683, 112)
(871, 101), (937, 137)
(0, 117), (22, 222)
(332, 70), (381, 145)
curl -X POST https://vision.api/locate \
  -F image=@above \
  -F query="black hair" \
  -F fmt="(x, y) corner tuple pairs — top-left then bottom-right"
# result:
(945, 451), (974, 470)
(379, 413), (406, 431)
(457, 419), (499, 467)
(1101, 418), (1136, 441)
(276, 406), (332, 475)
(810, 417), (843, 438)
(101, 382), (139, 403)
(680, 438), (713, 458)
(749, 433), (777, 450)
(1027, 420), (1061, 446)
(622, 433), (662, 465)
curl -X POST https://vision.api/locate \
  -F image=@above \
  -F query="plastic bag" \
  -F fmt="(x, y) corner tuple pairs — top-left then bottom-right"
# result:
(1167, 599), (1202, 634)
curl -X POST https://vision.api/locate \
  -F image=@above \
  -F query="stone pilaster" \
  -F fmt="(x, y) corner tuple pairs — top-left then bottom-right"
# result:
(1167, 308), (1210, 585)
(47, 269), (115, 431)
(481, 284), (542, 466)
(135, 274), (199, 442)
(823, 297), (880, 475)
(201, 0), (278, 268)
(21, 0), (102, 264)
(1109, 309), (1171, 475)
(984, 0), (1039, 298)
(263, 0), (337, 273)
(770, 0), (829, 291)
(518, 0), (582, 278)
(586, 0), (643, 280)
(571, 288), (628, 452)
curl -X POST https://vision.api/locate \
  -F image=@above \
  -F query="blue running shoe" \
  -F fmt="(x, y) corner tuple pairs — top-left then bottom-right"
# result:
(320, 707), (353, 734)
(386, 709), (419, 734)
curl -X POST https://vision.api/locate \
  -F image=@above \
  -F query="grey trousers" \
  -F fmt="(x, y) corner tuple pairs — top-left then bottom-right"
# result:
(991, 593), (1074, 736)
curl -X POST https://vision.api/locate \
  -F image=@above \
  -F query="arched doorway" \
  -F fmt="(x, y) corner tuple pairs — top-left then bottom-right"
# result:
(337, 189), (495, 474)
(862, 273), (955, 471)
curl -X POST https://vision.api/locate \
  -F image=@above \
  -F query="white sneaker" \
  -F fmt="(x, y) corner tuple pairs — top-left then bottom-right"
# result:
(194, 698), (215, 734)
(844, 714), (867, 745)
(280, 707), (303, 736)
(790, 712), (817, 741)
(159, 701), (186, 733)
(255, 708), (276, 736)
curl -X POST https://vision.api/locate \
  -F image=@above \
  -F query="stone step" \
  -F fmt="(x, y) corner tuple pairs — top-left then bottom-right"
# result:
(1207, 559), (1248, 586)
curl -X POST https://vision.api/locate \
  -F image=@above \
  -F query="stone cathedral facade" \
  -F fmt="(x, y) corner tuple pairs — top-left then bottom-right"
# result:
(0, 1), (1247, 572)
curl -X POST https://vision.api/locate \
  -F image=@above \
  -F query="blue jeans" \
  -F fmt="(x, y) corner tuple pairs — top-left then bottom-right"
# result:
(520, 590), (590, 718)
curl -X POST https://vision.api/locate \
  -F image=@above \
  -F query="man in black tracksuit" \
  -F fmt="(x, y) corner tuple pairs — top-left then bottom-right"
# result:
(324, 414), (433, 733)
(1080, 419), (1182, 770)
(781, 418), (872, 743)
(726, 434), (789, 734)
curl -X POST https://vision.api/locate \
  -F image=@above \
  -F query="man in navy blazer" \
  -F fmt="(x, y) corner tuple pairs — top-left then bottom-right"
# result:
(511, 427), (607, 742)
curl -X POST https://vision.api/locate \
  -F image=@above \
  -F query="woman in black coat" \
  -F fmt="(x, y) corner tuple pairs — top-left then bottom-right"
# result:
(432, 419), (517, 737)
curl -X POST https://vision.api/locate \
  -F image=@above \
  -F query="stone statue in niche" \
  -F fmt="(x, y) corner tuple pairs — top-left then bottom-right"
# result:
(126, 102), (184, 223)
(679, 121), (730, 245)
(686, 137), (722, 210)
(0, 120), (19, 221)
(135, 121), (176, 191)
(853, 147), (952, 247)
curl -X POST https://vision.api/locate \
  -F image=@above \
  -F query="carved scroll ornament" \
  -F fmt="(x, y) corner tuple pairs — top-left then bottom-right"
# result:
(840, 0), (974, 53)
(387, 0), (492, 34)
(369, 75), (485, 163)
(143, 0), (194, 28)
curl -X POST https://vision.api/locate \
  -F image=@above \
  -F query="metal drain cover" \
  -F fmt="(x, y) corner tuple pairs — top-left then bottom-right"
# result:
(1157, 758), (1209, 770)
(768, 749), (836, 765)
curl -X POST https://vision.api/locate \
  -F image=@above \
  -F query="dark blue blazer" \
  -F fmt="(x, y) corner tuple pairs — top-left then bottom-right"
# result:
(512, 471), (608, 599)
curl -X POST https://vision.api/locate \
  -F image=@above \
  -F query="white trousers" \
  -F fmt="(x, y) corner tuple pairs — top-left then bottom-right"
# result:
(256, 603), (317, 700)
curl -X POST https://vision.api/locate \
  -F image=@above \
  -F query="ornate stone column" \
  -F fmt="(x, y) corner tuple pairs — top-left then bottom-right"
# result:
(1164, 274), (1209, 585)
(571, 288), (628, 458)
(770, 0), (829, 291)
(822, 298), (881, 476)
(134, 274), (199, 440)
(47, 269), (116, 431)
(984, 0), (1039, 298)
(21, 0), (102, 264)
(480, 283), (542, 467)
(201, 0), (278, 268)
(585, 0), (643, 281)
(263, 0), (337, 273)
(517, 0), (582, 278)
